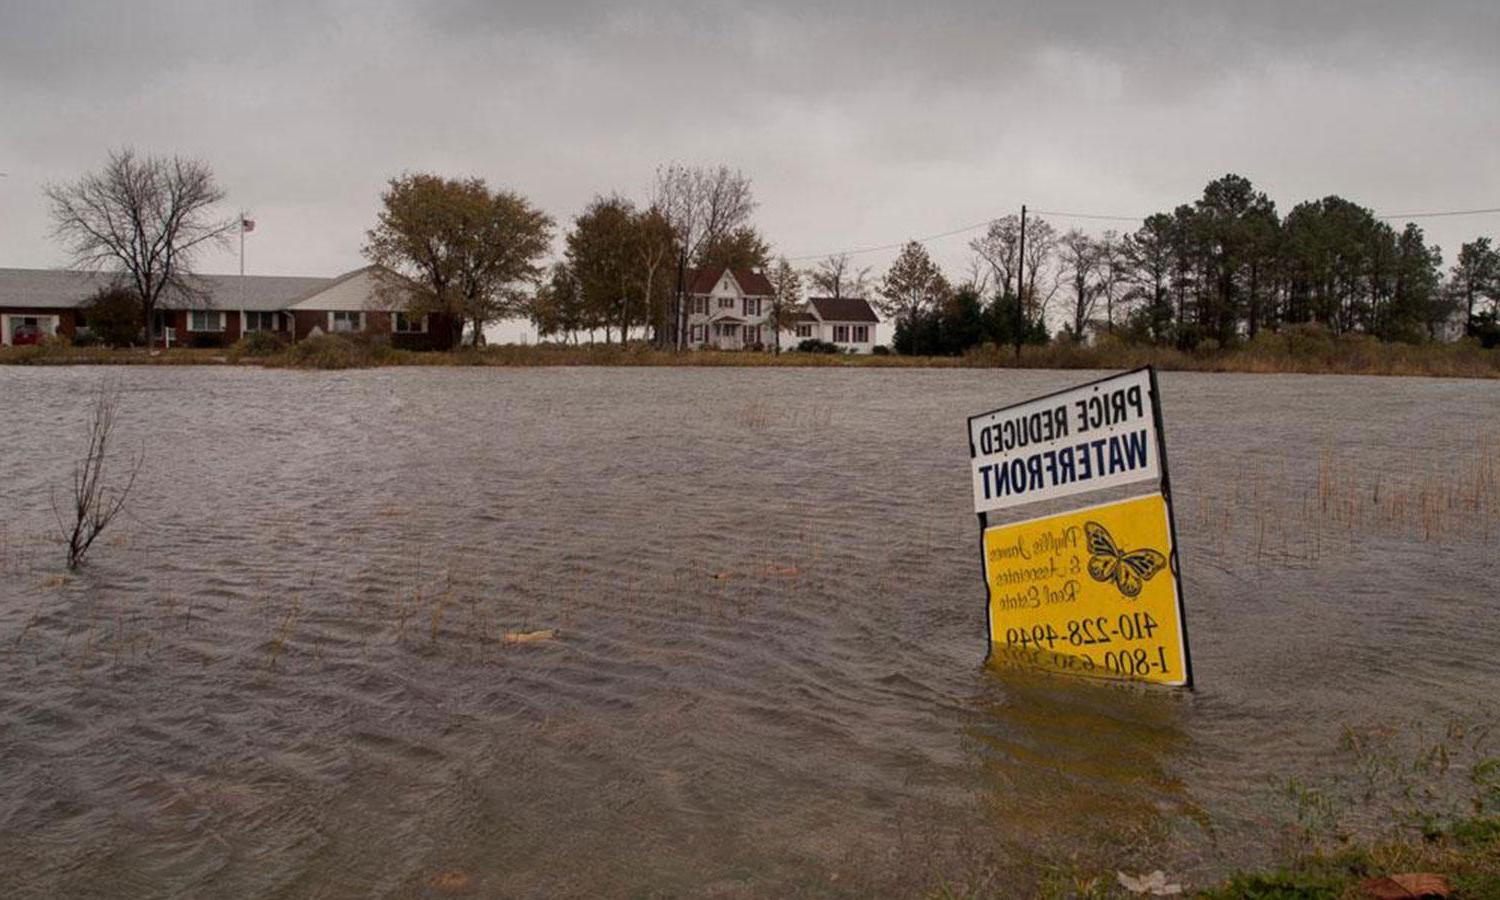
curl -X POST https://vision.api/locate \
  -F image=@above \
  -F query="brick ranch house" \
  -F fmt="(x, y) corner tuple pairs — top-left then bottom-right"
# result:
(685, 266), (882, 353)
(0, 265), (457, 349)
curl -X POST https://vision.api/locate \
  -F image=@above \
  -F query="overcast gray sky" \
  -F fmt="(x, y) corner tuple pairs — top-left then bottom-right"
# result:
(3, 0), (1498, 289)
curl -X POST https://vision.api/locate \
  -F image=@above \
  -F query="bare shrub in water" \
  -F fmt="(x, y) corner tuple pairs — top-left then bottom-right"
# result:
(53, 382), (142, 570)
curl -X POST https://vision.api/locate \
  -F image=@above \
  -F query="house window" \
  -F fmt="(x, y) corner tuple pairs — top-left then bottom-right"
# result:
(742, 298), (761, 317)
(691, 324), (705, 342)
(796, 324), (813, 338)
(330, 311), (363, 333)
(394, 312), (427, 333)
(833, 324), (851, 342)
(692, 297), (708, 315)
(244, 311), (277, 332)
(852, 325), (870, 342)
(189, 310), (225, 332)
(6, 315), (57, 344)
(744, 326), (760, 346)
(718, 296), (734, 309)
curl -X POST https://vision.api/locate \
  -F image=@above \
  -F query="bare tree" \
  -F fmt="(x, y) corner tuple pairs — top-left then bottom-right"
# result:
(47, 148), (234, 349)
(653, 164), (756, 349)
(808, 253), (872, 300)
(1059, 228), (1104, 339)
(53, 382), (142, 570)
(1095, 230), (1125, 333)
(971, 214), (1061, 325)
(970, 216), (1022, 299)
(959, 255), (991, 296)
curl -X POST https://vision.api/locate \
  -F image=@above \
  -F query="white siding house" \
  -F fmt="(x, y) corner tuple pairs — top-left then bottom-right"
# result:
(785, 296), (880, 353)
(686, 267), (778, 350)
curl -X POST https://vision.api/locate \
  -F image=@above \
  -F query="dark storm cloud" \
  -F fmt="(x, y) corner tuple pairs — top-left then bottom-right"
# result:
(2, 0), (1497, 290)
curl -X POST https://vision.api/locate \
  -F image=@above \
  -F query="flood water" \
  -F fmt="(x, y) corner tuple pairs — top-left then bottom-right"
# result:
(0, 366), (1496, 898)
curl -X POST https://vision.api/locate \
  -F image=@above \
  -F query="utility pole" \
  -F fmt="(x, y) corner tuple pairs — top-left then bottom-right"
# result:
(1014, 204), (1027, 360)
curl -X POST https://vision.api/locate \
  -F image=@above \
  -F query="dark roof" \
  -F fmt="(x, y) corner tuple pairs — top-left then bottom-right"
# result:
(687, 266), (775, 297)
(0, 267), (332, 311)
(790, 311), (817, 323)
(808, 296), (879, 323)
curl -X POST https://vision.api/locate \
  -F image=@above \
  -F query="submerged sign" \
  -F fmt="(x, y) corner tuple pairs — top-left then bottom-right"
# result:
(983, 493), (1189, 685)
(968, 367), (1158, 514)
(967, 368), (1193, 687)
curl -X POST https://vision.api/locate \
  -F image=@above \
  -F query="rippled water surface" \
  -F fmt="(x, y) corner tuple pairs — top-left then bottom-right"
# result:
(0, 366), (1497, 898)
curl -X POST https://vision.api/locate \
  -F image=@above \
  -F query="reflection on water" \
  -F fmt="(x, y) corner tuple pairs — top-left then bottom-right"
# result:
(0, 366), (1496, 897)
(943, 666), (1195, 894)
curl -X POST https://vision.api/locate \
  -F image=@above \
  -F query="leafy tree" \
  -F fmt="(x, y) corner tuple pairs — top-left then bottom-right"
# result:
(1452, 238), (1500, 333)
(365, 173), (553, 349)
(980, 294), (1043, 349)
(566, 195), (639, 343)
(767, 257), (803, 354)
(530, 262), (585, 342)
(877, 241), (949, 335)
(633, 206), (677, 344)
(1122, 214), (1176, 343)
(696, 225), (772, 272)
(1191, 174), (1279, 344)
(84, 285), (145, 346)
(47, 148), (234, 348)
(1388, 223), (1444, 341)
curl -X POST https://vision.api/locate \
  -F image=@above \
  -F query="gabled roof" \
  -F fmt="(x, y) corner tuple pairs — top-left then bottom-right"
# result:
(687, 266), (775, 297)
(285, 265), (415, 311)
(808, 296), (879, 323)
(0, 267), (332, 311)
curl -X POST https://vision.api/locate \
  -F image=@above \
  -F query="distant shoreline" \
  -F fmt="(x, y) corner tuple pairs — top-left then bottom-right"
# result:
(3, 336), (1498, 379)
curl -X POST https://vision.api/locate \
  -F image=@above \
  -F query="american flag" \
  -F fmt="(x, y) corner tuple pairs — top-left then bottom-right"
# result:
(241, 217), (256, 233)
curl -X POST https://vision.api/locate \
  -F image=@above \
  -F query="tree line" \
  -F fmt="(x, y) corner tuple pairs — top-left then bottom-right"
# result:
(42, 151), (1500, 353)
(895, 174), (1500, 355)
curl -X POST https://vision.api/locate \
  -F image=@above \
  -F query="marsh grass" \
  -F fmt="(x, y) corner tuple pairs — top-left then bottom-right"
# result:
(1195, 716), (1500, 899)
(9, 331), (1498, 377)
(1191, 431), (1499, 575)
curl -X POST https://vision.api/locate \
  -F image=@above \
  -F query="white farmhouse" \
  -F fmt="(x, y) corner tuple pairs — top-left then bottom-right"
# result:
(787, 296), (880, 353)
(686, 267), (777, 350)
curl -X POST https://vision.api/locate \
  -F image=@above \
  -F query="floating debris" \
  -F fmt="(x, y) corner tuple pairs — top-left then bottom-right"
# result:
(1358, 873), (1451, 900)
(1117, 870), (1182, 896)
(502, 628), (558, 644)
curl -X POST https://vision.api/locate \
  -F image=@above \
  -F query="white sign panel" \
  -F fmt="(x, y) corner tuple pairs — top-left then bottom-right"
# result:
(968, 368), (1160, 514)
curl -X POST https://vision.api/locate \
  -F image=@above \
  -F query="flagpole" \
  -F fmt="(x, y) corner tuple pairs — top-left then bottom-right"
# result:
(239, 213), (246, 313)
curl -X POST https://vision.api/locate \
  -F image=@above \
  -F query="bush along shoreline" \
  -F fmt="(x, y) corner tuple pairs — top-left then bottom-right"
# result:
(2, 326), (1499, 378)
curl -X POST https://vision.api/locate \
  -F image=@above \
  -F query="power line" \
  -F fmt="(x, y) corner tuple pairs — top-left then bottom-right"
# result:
(783, 203), (1500, 263)
(782, 217), (999, 262)
(1032, 209), (1140, 222)
(1375, 206), (1500, 220)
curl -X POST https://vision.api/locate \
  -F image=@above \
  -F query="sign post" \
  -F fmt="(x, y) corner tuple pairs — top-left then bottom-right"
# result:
(967, 367), (1192, 687)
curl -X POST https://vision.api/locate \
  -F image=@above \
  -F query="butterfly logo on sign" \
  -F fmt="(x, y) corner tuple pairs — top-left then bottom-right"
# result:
(1084, 522), (1167, 599)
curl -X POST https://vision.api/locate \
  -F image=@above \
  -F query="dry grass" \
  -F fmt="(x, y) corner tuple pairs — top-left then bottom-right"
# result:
(0, 345), (229, 365)
(1191, 431), (1500, 571)
(7, 329), (1497, 377)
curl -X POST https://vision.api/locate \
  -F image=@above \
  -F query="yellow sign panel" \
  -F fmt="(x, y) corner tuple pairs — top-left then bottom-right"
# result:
(984, 492), (1189, 686)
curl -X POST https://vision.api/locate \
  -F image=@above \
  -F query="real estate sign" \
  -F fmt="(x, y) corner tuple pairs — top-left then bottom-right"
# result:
(967, 368), (1193, 687)
(968, 367), (1158, 514)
